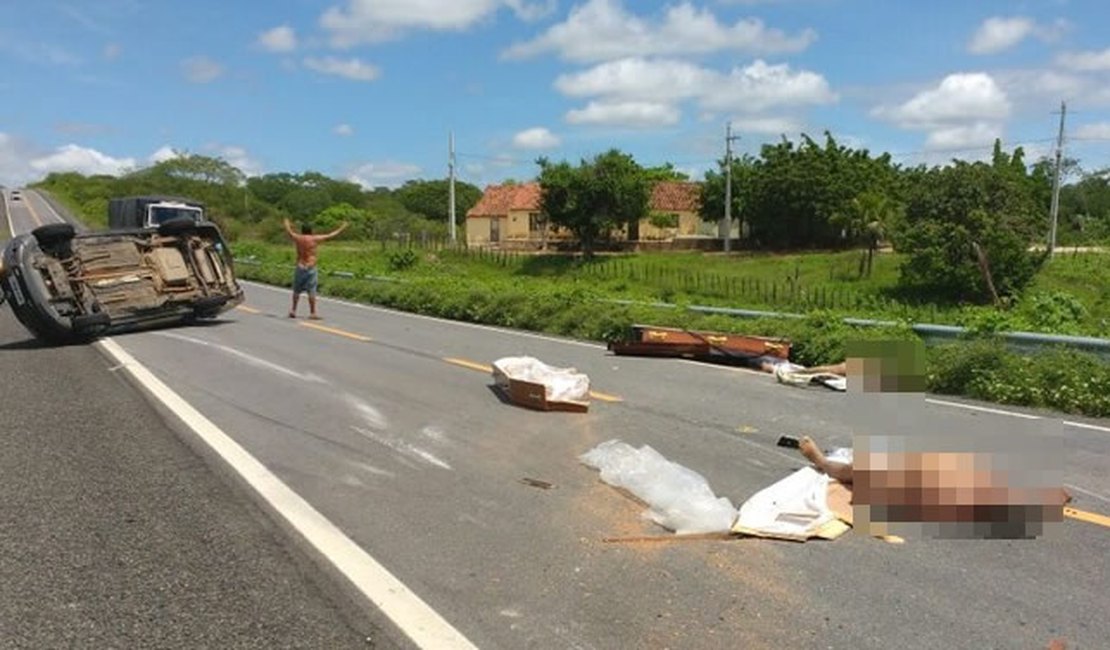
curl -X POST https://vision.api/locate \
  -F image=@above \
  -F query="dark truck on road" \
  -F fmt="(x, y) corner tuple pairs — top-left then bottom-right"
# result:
(0, 195), (243, 343)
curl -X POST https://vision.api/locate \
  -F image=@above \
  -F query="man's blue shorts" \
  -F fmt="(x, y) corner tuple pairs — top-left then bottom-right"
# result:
(293, 265), (318, 296)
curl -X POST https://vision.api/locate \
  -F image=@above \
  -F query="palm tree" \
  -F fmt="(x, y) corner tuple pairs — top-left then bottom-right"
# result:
(833, 191), (902, 278)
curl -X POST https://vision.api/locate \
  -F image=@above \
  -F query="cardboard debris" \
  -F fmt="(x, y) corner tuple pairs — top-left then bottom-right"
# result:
(732, 467), (852, 542)
(492, 356), (590, 412)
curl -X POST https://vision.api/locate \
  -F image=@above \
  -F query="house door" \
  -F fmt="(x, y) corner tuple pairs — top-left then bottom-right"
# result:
(490, 218), (501, 243)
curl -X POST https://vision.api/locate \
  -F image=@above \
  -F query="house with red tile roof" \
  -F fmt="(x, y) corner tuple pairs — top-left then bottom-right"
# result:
(465, 180), (703, 247)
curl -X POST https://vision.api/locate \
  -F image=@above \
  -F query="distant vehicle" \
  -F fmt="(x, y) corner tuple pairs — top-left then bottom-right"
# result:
(0, 201), (243, 344)
(108, 195), (209, 230)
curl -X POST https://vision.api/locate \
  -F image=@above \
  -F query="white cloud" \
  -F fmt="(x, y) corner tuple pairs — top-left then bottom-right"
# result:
(504, 0), (816, 63)
(30, 144), (136, 177)
(873, 73), (1015, 154)
(729, 116), (804, 135)
(258, 25), (298, 52)
(874, 72), (1010, 128)
(148, 146), (183, 164)
(555, 57), (834, 118)
(555, 58), (714, 102)
(102, 43), (122, 61)
(347, 161), (423, 188)
(701, 60), (836, 112)
(210, 145), (264, 177)
(334, 123), (355, 136)
(512, 127), (561, 149)
(923, 122), (1003, 151)
(565, 101), (681, 128)
(0, 133), (40, 187)
(320, 0), (555, 47)
(1056, 47), (1110, 72)
(181, 56), (224, 83)
(1075, 122), (1110, 140)
(968, 17), (1035, 55)
(304, 56), (381, 81)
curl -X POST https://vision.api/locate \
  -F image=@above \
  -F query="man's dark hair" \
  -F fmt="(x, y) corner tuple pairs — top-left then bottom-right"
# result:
(301, 223), (313, 235)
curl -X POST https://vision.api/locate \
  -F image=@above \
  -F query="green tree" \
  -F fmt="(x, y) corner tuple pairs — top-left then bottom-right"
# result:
(895, 143), (1048, 304)
(537, 149), (650, 257)
(395, 179), (482, 224)
(831, 190), (903, 277)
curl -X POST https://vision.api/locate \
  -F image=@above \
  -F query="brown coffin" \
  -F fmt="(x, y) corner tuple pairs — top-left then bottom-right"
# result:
(609, 324), (791, 360)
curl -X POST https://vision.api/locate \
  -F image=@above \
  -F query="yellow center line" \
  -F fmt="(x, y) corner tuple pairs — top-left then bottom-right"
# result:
(442, 357), (624, 402)
(23, 193), (44, 227)
(236, 305), (262, 314)
(444, 357), (493, 373)
(1065, 507), (1110, 528)
(299, 321), (373, 342)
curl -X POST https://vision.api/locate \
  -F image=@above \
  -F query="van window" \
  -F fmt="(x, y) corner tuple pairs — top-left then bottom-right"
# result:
(149, 206), (202, 225)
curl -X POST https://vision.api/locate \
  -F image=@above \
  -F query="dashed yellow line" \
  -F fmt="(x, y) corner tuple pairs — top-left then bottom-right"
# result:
(236, 305), (262, 314)
(443, 357), (623, 403)
(23, 193), (44, 227)
(1065, 507), (1110, 529)
(299, 321), (373, 342)
(444, 358), (493, 373)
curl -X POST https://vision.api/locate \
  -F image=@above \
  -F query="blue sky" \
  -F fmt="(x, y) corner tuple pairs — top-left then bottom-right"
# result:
(2, 0), (1109, 189)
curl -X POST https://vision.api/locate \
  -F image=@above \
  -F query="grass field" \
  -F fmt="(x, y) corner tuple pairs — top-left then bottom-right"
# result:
(231, 240), (1110, 338)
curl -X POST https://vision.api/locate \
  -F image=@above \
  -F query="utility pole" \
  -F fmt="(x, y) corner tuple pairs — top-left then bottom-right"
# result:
(1048, 101), (1067, 257)
(722, 121), (741, 253)
(449, 131), (457, 244)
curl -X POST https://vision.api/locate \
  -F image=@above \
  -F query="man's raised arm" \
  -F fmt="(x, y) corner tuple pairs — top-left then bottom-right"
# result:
(317, 221), (349, 241)
(283, 218), (297, 239)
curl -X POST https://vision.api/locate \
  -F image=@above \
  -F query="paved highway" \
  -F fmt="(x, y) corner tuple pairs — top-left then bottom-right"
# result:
(4, 188), (1109, 649)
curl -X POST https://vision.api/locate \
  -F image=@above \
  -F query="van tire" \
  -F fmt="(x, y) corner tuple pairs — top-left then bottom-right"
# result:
(32, 223), (76, 249)
(158, 217), (197, 237)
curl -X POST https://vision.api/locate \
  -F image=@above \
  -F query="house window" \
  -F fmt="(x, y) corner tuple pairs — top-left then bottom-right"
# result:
(529, 212), (546, 234)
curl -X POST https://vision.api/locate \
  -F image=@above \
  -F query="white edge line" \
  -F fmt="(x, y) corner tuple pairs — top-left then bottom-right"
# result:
(925, 398), (1043, 420)
(2, 189), (14, 237)
(1065, 483), (1110, 505)
(243, 279), (607, 350)
(1062, 420), (1110, 433)
(95, 336), (478, 650)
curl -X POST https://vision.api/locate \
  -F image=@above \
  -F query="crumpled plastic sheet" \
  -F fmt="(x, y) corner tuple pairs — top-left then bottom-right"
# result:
(493, 356), (590, 403)
(580, 439), (738, 534)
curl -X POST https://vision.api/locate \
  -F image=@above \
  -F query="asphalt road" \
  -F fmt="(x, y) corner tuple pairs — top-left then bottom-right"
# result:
(5, 189), (1110, 649)
(1, 190), (384, 649)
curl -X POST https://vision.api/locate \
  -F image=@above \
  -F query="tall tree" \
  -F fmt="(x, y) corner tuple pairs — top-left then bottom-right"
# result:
(395, 179), (482, 223)
(831, 190), (903, 277)
(537, 149), (650, 257)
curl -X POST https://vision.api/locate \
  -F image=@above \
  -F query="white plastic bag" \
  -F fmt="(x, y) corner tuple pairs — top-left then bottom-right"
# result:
(580, 440), (738, 534)
(493, 356), (590, 403)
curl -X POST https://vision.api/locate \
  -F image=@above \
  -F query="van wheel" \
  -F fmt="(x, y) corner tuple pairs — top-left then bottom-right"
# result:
(193, 295), (228, 319)
(72, 311), (111, 337)
(32, 223), (76, 249)
(158, 217), (197, 237)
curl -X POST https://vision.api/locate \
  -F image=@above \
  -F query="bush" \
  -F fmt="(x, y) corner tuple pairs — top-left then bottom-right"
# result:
(388, 248), (419, 271)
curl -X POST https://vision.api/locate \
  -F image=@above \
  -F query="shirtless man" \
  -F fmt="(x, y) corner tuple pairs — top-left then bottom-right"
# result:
(283, 218), (348, 319)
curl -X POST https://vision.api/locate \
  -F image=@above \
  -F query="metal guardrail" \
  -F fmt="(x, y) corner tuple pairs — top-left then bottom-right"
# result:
(603, 299), (1110, 358)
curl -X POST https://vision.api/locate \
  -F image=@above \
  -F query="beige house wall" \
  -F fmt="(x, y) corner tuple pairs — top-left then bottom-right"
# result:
(466, 216), (493, 246)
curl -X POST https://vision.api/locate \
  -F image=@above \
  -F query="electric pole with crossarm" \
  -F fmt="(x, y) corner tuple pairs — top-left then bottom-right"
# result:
(722, 122), (741, 253)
